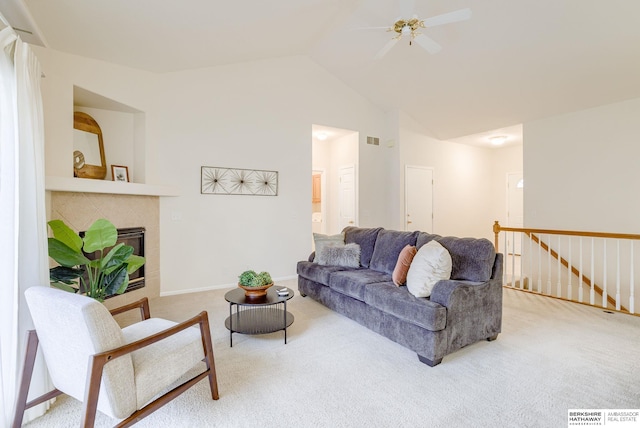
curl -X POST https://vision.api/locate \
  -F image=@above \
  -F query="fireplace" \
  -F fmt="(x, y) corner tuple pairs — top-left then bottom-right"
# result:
(80, 227), (146, 298)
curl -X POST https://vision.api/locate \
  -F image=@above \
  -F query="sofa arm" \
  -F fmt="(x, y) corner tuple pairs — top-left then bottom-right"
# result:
(430, 278), (503, 348)
(430, 279), (489, 308)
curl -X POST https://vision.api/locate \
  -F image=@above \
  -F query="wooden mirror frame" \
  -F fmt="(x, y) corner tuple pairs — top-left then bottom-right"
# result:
(73, 111), (106, 179)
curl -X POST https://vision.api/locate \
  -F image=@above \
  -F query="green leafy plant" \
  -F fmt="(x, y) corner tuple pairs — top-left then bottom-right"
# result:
(238, 270), (272, 287)
(47, 218), (145, 302)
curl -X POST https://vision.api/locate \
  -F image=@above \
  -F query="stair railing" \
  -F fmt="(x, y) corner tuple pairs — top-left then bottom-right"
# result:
(493, 221), (640, 315)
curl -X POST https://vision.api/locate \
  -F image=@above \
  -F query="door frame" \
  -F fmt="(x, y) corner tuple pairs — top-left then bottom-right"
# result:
(404, 165), (434, 232)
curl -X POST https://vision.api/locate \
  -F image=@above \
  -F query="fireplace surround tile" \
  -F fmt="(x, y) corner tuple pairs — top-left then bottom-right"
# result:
(49, 191), (160, 309)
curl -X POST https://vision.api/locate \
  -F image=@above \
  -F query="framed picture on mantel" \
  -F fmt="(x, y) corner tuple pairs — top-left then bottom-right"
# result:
(111, 165), (130, 182)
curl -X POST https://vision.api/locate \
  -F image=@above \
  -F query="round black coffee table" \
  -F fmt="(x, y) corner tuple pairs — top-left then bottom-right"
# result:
(224, 286), (294, 347)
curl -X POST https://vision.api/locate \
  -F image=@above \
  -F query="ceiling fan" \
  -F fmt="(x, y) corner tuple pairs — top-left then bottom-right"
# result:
(372, 1), (472, 59)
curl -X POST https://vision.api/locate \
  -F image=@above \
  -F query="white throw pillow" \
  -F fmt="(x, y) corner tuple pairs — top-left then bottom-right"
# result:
(406, 240), (452, 298)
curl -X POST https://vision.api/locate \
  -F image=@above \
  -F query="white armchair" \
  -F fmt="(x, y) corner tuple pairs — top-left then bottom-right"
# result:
(12, 286), (219, 427)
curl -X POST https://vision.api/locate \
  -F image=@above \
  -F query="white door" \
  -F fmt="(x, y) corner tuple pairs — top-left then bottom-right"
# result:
(338, 165), (356, 231)
(507, 172), (524, 255)
(405, 166), (433, 232)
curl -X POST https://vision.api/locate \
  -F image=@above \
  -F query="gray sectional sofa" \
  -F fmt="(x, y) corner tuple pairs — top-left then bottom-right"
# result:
(297, 227), (503, 366)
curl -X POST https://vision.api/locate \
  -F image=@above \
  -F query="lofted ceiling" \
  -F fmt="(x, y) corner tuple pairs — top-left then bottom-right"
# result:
(3, 0), (640, 142)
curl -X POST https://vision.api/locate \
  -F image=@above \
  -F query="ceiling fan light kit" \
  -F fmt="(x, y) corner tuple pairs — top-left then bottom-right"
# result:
(374, 6), (472, 59)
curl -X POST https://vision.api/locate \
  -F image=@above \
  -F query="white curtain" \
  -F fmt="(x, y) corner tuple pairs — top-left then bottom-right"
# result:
(0, 23), (50, 426)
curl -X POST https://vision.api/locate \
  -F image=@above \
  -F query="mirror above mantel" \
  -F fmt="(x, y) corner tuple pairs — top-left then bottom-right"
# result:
(73, 111), (106, 179)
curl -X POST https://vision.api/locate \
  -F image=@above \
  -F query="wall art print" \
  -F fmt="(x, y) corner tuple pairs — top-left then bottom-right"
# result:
(201, 166), (278, 196)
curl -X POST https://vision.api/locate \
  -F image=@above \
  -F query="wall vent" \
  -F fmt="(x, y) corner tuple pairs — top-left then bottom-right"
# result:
(366, 136), (380, 146)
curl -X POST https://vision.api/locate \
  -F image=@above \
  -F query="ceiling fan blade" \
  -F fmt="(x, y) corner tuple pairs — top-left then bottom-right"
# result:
(414, 34), (442, 54)
(374, 38), (399, 60)
(422, 8), (472, 27)
(399, 0), (415, 18)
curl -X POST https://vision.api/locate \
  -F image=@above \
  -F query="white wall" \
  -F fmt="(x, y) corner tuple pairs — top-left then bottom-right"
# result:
(524, 97), (640, 233)
(33, 47), (157, 182)
(34, 48), (394, 295)
(398, 112), (497, 241)
(154, 56), (392, 293)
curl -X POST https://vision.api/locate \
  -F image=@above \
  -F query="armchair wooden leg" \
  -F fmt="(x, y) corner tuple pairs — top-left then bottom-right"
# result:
(81, 354), (108, 427)
(199, 312), (219, 400)
(12, 330), (63, 428)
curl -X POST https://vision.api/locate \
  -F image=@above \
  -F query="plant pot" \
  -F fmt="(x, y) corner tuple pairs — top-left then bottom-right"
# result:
(238, 283), (273, 299)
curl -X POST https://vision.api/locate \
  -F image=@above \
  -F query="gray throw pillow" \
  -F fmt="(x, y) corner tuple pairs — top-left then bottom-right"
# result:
(313, 232), (345, 257)
(316, 243), (361, 268)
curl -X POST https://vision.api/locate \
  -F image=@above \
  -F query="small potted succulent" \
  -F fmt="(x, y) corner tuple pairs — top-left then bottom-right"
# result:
(238, 270), (273, 298)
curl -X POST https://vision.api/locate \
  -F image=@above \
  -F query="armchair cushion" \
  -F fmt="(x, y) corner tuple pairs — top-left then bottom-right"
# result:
(122, 319), (206, 408)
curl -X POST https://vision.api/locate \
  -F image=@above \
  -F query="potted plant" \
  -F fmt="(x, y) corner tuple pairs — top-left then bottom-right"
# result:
(238, 270), (273, 298)
(47, 218), (145, 302)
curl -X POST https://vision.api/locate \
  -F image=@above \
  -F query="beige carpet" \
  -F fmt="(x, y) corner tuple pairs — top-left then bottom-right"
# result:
(25, 279), (640, 428)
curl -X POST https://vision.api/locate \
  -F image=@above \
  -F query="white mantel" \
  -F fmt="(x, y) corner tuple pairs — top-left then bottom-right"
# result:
(46, 176), (179, 197)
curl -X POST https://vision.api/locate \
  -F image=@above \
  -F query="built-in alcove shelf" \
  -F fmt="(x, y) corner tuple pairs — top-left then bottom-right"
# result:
(46, 176), (179, 197)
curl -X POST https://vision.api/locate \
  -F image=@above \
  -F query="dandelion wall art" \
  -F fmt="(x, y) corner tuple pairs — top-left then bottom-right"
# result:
(201, 166), (278, 196)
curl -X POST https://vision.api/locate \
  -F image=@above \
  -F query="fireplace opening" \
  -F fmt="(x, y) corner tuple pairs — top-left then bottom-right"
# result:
(80, 227), (145, 298)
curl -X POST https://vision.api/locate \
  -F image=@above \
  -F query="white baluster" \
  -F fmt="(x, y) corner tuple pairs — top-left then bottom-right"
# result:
(537, 235), (542, 293)
(578, 238), (583, 302)
(603, 240), (608, 308)
(590, 237), (595, 305)
(547, 234), (552, 295)
(616, 240), (621, 311)
(519, 232), (524, 290)
(568, 238), (572, 299)
(556, 237), (562, 297)
(630, 241), (635, 314)
(529, 234), (533, 292)
(510, 231), (515, 287)
(503, 233), (508, 286)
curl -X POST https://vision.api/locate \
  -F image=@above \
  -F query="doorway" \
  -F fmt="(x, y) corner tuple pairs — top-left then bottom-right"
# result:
(312, 169), (326, 234)
(311, 124), (359, 237)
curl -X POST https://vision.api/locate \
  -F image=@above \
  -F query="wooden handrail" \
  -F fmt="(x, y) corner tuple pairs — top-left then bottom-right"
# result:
(493, 221), (640, 250)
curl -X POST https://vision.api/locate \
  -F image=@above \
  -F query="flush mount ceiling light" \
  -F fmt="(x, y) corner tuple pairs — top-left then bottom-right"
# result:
(489, 135), (508, 146)
(315, 132), (328, 141)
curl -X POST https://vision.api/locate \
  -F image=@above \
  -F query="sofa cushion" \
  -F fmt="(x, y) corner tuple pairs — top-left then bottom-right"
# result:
(416, 232), (442, 250)
(369, 230), (419, 275)
(343, 227), (382, 268)
(406, 240), (452, 298)
(316, 243), (361, 268)
(436, 236), (496, 282)
(296, 261), (354, 286)
(364, 283), (447, 332)
(392, 245), (417, 286)
(328, 269), (391, 301)
(313, 232), (345, 255)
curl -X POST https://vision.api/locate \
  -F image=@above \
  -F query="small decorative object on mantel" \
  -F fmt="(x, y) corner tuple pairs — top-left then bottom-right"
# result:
(238, 270), (273, 299)
(111, 165), (130, 182)
(201, 166), (278, 196)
